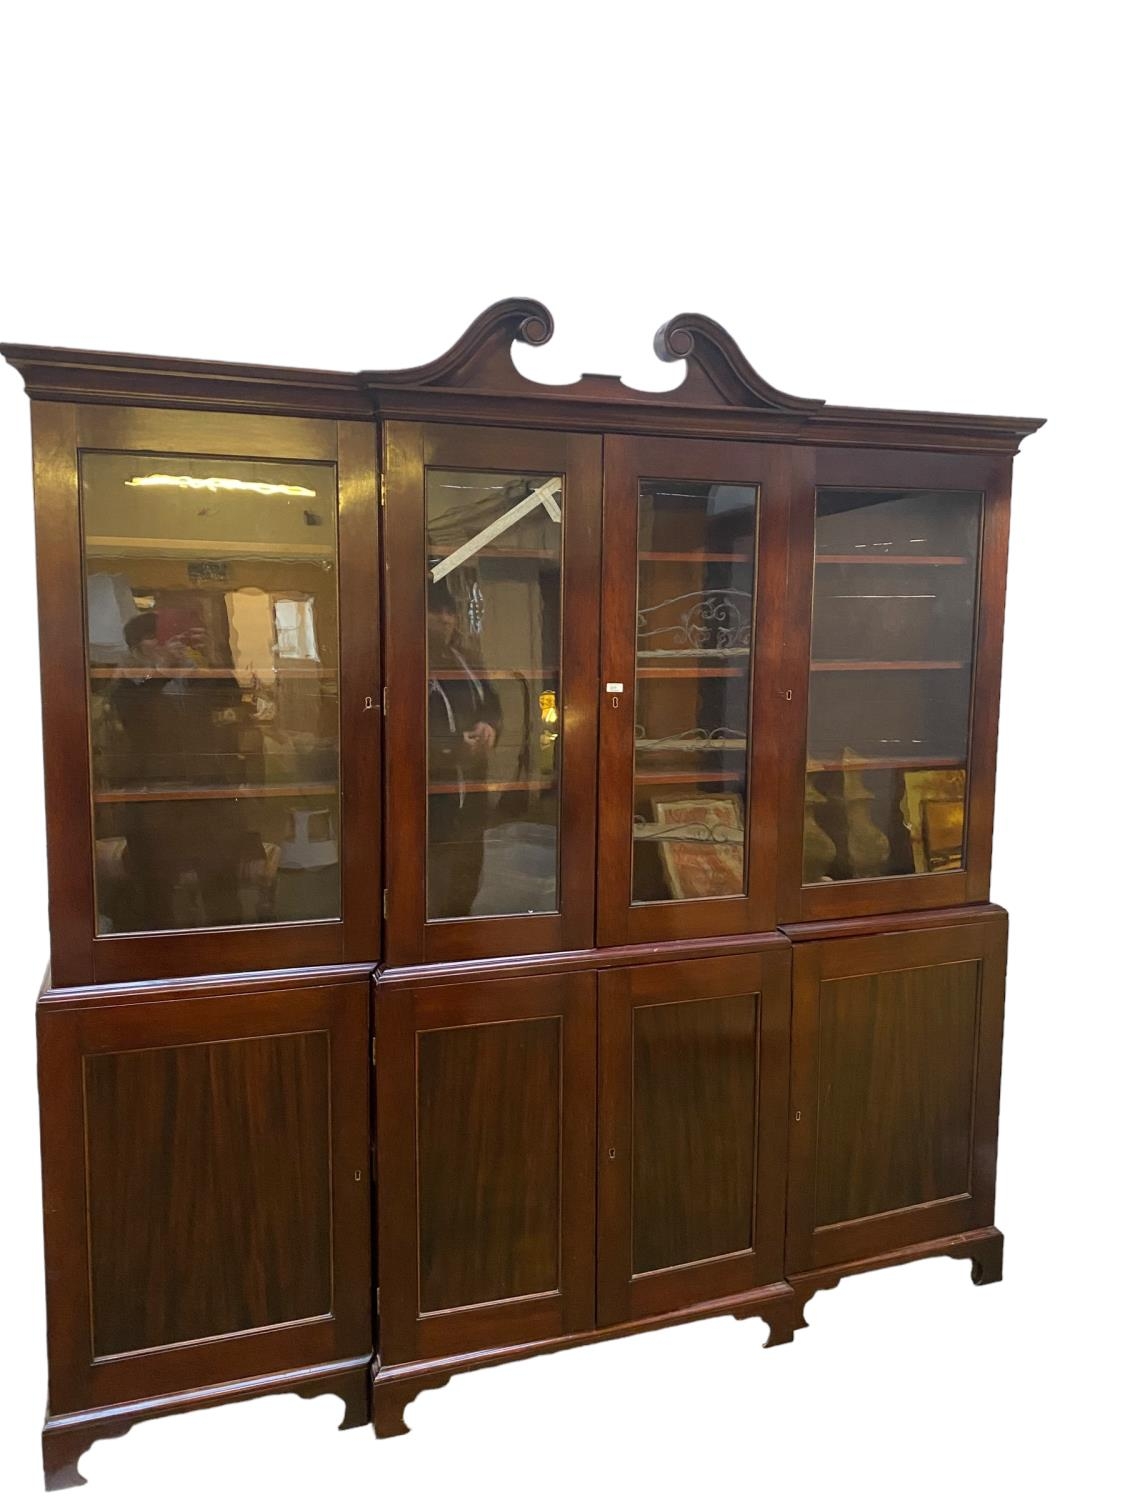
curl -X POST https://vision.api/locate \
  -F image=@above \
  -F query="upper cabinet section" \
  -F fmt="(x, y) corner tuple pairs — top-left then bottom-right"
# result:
(383, 422), (601, 965)
(4, 305), (1043, 980)
(24, 404), (379, 987)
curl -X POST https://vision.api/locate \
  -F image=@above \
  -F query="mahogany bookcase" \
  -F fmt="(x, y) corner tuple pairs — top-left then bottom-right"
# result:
(1, 302), (1042, 1488)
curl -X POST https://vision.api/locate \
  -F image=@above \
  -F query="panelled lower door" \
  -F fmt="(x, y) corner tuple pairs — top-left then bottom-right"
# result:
(376, 972), (596, 1362)
(597, 436), (792, 946)
(597, 949), (790, 1325)
(38, 981), (371, 1417)
(786, 913), (1007, 1273)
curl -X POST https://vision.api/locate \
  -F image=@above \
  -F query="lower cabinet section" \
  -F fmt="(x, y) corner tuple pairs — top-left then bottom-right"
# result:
(375, 972), (597, 1362)
(38, 977), (372, 1419)
(375, 943), (792, 1363)
(784, 911), (1007, 1273)
(597, 950), (790, 1324)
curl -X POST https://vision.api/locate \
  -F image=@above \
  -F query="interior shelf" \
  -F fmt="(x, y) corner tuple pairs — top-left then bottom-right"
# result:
(428, 777), (557, 795)
(810, 659), (969, 672)
(806, 754), (965, 772)
(93, 781), (338, 805)
(639, 549), (753, 563)
(634, 769), (744, 785)
(814, 553), (969, 566)
(429, 667), (558, 681)
(637, 665), (749, 679)
(89, 665), (338, 680)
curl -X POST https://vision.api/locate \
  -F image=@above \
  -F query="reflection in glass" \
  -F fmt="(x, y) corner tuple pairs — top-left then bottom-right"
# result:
(631, 481), (758, 904)
(82, 453), (341, 933)
(425, 469), (562, 920)
(803, 488), (982, 883)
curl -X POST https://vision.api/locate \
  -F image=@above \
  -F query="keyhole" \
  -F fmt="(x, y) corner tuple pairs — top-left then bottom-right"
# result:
(611, 695), (620, 709)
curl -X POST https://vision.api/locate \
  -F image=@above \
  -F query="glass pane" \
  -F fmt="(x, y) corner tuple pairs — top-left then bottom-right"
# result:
(82, 453), (340, 933)
(425, 469), (562, 919)
(632, 480), (758, 904)
(804, 488), (983, 884)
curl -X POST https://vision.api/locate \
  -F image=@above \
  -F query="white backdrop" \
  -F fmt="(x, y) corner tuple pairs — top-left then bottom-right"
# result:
(1, 3), (1121, 1496)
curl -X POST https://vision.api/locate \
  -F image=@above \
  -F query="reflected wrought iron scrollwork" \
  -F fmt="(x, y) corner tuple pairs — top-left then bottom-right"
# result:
(636, 589), (754, 657)
(632, 814), (744, 845)
(634, 725), (747, 752)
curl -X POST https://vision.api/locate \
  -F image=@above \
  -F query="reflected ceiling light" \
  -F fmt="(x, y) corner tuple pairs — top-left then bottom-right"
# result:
(126, 474), (317, 498)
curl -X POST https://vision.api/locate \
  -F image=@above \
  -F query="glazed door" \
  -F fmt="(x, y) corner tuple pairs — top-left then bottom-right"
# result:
(597, 949), (790, 1325)
(33, 402), (380, 986)
(786, 913), (1006, 1273)
(38, 979), (371, 1417)
(778, 448), (1011, 922)
(376, 971), (596, 1362)
(597, 436), (791, 945)
(383, 423), (601, 964)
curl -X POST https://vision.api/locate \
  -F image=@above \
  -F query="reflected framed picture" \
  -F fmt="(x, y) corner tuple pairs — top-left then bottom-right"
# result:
(651, 794), (745, 900)
(901, 768), (967, 873)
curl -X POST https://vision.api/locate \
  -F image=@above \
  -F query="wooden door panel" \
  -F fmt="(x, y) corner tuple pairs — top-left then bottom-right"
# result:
(376, 972), (596, 1363)
(85, 1031), (333, 1357)
(786, 914), (1006, 1273)
(597, 949), (790, 1326)
(631, 992), (758, 1274)
(417, 1016), (561, 1311)
(38, 980), (371, 1417)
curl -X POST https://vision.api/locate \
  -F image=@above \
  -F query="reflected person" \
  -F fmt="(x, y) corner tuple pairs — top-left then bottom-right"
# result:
(426, 579), (502, 918)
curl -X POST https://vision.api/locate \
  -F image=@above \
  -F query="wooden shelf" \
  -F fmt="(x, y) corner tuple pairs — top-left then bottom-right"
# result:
(815, 554), (969, 566)
(811, 660), (968, 672)
(428, 778), (556, 795)
(637, 666), (748, 679)
(807, 755), (965, 772)
(86, 535), (334, 560)
(94, 781), (338, 805)
(430, 667), (557, 681)
(639, 550), (753, 563)
(634, 769), (744, 785)
(428, 545), (557, 561)
(89, 665), (337, 680)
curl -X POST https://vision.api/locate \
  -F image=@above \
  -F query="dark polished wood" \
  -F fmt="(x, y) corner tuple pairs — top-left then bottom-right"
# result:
(376, 970), (596, 1362)
(597, 436), (792, 944)
(777, 447), (1012, 923)
(5, 301), (1044, 450)
(39, 980), (371, 1417)
(30, 402), (379, 987)
(382, 421), (601, 964)
(371, 1278), (797, 1438)
(789, 1225), (1005, 1329)
(42, 1355), (370, 1491)
(2, 305), (1035, 1482)
(597, 950), (790, 1324)
(786, 911), (1007, 1273)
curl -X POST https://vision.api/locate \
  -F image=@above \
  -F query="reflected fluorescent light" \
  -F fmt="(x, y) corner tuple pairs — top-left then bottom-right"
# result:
(126, 473), (317, 498)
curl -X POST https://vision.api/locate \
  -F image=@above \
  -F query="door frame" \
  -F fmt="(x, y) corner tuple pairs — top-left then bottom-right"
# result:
(38, 980), (371, 1416)
(33, 402), (381, 986)
(596, 435), (795, 946)
(776, 447), (1012, 923)
(596, 946), (791, 1326)
(382, 421), (602, 965)
(375, 970), (597, 1363)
